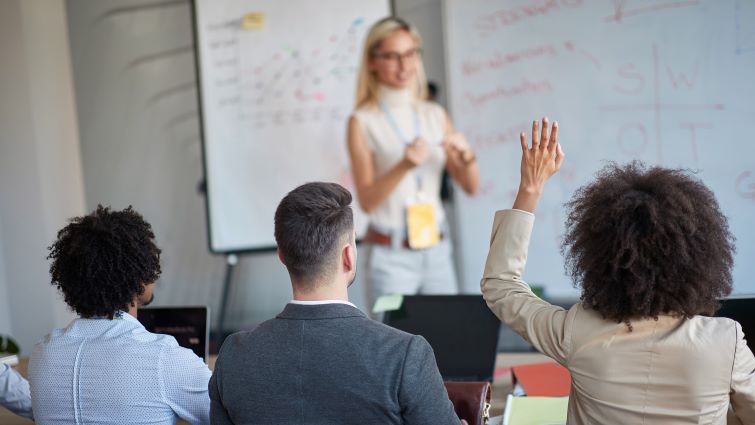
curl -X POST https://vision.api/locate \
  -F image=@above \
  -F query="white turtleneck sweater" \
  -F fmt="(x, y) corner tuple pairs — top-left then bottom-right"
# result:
(352, 86), (447, 233)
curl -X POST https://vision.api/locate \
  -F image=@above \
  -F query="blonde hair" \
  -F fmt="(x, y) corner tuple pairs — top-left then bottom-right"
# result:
(355, 17), (428, 108)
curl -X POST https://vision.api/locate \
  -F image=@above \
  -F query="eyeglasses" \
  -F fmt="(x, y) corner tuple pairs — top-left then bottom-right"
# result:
(372, 48), (421, 65)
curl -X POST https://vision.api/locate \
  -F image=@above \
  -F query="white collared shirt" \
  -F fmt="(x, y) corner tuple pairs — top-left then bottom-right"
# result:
(289, 299), (358, 309)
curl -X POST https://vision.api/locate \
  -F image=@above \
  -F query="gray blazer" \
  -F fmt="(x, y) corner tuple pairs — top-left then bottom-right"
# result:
(209, 303), (459, 425)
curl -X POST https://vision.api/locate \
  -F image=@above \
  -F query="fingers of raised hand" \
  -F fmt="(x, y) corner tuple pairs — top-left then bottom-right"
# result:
(539, 117), (549, 149)
(548, 121), (558, 153)
(525, 118), (559, 157)
(555, 143), (565, 169)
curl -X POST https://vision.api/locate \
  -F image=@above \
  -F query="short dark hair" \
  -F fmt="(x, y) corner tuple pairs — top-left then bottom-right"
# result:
(47, 205), (162, 319)
(562, 161), (735, 325)
(274, 182), (354, 287)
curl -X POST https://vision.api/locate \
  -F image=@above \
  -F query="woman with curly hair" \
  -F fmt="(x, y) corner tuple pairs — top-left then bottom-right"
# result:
(481, 118), (755, 424)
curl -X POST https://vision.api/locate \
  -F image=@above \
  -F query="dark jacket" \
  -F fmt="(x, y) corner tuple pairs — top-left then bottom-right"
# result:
(209, 303), (459, 425)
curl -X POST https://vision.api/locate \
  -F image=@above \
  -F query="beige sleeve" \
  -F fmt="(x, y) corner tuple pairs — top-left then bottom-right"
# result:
(730, 321), (755, 423)
(480, 209), (574, 365)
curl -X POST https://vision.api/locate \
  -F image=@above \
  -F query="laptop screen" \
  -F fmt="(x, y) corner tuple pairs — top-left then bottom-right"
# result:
(137, 306), (210, 362)
(383, 295), (500, 382)
(716, 297), (755, 353)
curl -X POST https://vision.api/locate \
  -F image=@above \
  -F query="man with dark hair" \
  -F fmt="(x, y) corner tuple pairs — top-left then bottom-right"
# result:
(209, 182), (464, 425)
(29, 206), (211, 425)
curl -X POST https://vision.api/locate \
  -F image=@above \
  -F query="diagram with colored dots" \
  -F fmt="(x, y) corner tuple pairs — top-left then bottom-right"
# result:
(203, 14), (367, 128)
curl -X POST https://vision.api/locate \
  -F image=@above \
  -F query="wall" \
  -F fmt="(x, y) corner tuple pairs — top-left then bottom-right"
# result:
(65, 0), (226, 325)
(395, 0), (472, 290)
(0, 227), (12, 336)
(395, 0), (448, 107)
(0, 0), (85, 354)
(64, 0), (376, 331)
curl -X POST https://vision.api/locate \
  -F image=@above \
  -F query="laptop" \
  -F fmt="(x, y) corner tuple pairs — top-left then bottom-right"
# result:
(137, 306), (210, 362)
(715, 296), (755, 353)
(383, 295), (501, 382)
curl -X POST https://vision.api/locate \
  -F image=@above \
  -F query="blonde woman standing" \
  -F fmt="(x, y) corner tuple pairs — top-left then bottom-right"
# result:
(347, 17), (479, 310)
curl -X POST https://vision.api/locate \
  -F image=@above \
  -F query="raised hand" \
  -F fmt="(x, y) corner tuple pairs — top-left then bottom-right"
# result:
(513, 117), (564, 213)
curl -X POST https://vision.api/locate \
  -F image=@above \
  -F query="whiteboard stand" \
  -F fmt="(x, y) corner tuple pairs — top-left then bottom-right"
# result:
(216, 253), (239, 348)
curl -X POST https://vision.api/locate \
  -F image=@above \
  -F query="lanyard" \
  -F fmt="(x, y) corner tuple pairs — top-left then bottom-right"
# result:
(381, 102), (424, 192)
(380, 102), (421, 145)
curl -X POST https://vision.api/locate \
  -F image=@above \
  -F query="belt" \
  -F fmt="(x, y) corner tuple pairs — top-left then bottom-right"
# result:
(364, 228), (443, 249)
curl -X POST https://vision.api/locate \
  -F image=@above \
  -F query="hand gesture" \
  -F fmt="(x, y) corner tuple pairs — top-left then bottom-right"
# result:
(443, 132), (475, 165)
(519, 117), (564, 192)
(513, 117), (565, 212)
(402, 137), (429, 168)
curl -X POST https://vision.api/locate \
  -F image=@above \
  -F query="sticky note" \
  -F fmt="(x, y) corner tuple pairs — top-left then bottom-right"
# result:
(241, 12), (265, 30)
(372, 294), (404, 313)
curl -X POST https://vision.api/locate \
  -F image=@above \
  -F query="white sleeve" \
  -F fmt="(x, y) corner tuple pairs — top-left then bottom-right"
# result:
(0, 363), (33, 419)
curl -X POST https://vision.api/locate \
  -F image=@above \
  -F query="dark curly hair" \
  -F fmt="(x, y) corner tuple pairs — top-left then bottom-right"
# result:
(562, 161), (735, 325)
(47, 205), (162, 319)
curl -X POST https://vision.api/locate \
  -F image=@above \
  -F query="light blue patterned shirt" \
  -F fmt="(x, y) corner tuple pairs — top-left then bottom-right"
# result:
(0, 363), (32, 418)
(29, 312), (211, 425)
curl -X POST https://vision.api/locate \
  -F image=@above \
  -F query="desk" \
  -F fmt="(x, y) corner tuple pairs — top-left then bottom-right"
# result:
(489, 352), (551, 416)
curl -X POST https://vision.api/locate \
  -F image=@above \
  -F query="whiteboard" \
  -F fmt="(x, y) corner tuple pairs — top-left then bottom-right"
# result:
(194, 0), (389, 252)
(445, 0), (755, 295)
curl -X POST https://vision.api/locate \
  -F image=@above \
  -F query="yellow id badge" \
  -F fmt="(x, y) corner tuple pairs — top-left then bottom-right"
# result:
(406, 202), (440, 249)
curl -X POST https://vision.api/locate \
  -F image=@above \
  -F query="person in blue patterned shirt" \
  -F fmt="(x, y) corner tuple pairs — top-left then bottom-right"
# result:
(29, 205), (211, 425)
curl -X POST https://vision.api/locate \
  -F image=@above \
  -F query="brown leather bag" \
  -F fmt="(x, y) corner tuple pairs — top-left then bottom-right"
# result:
(444, 381), (492, 425)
